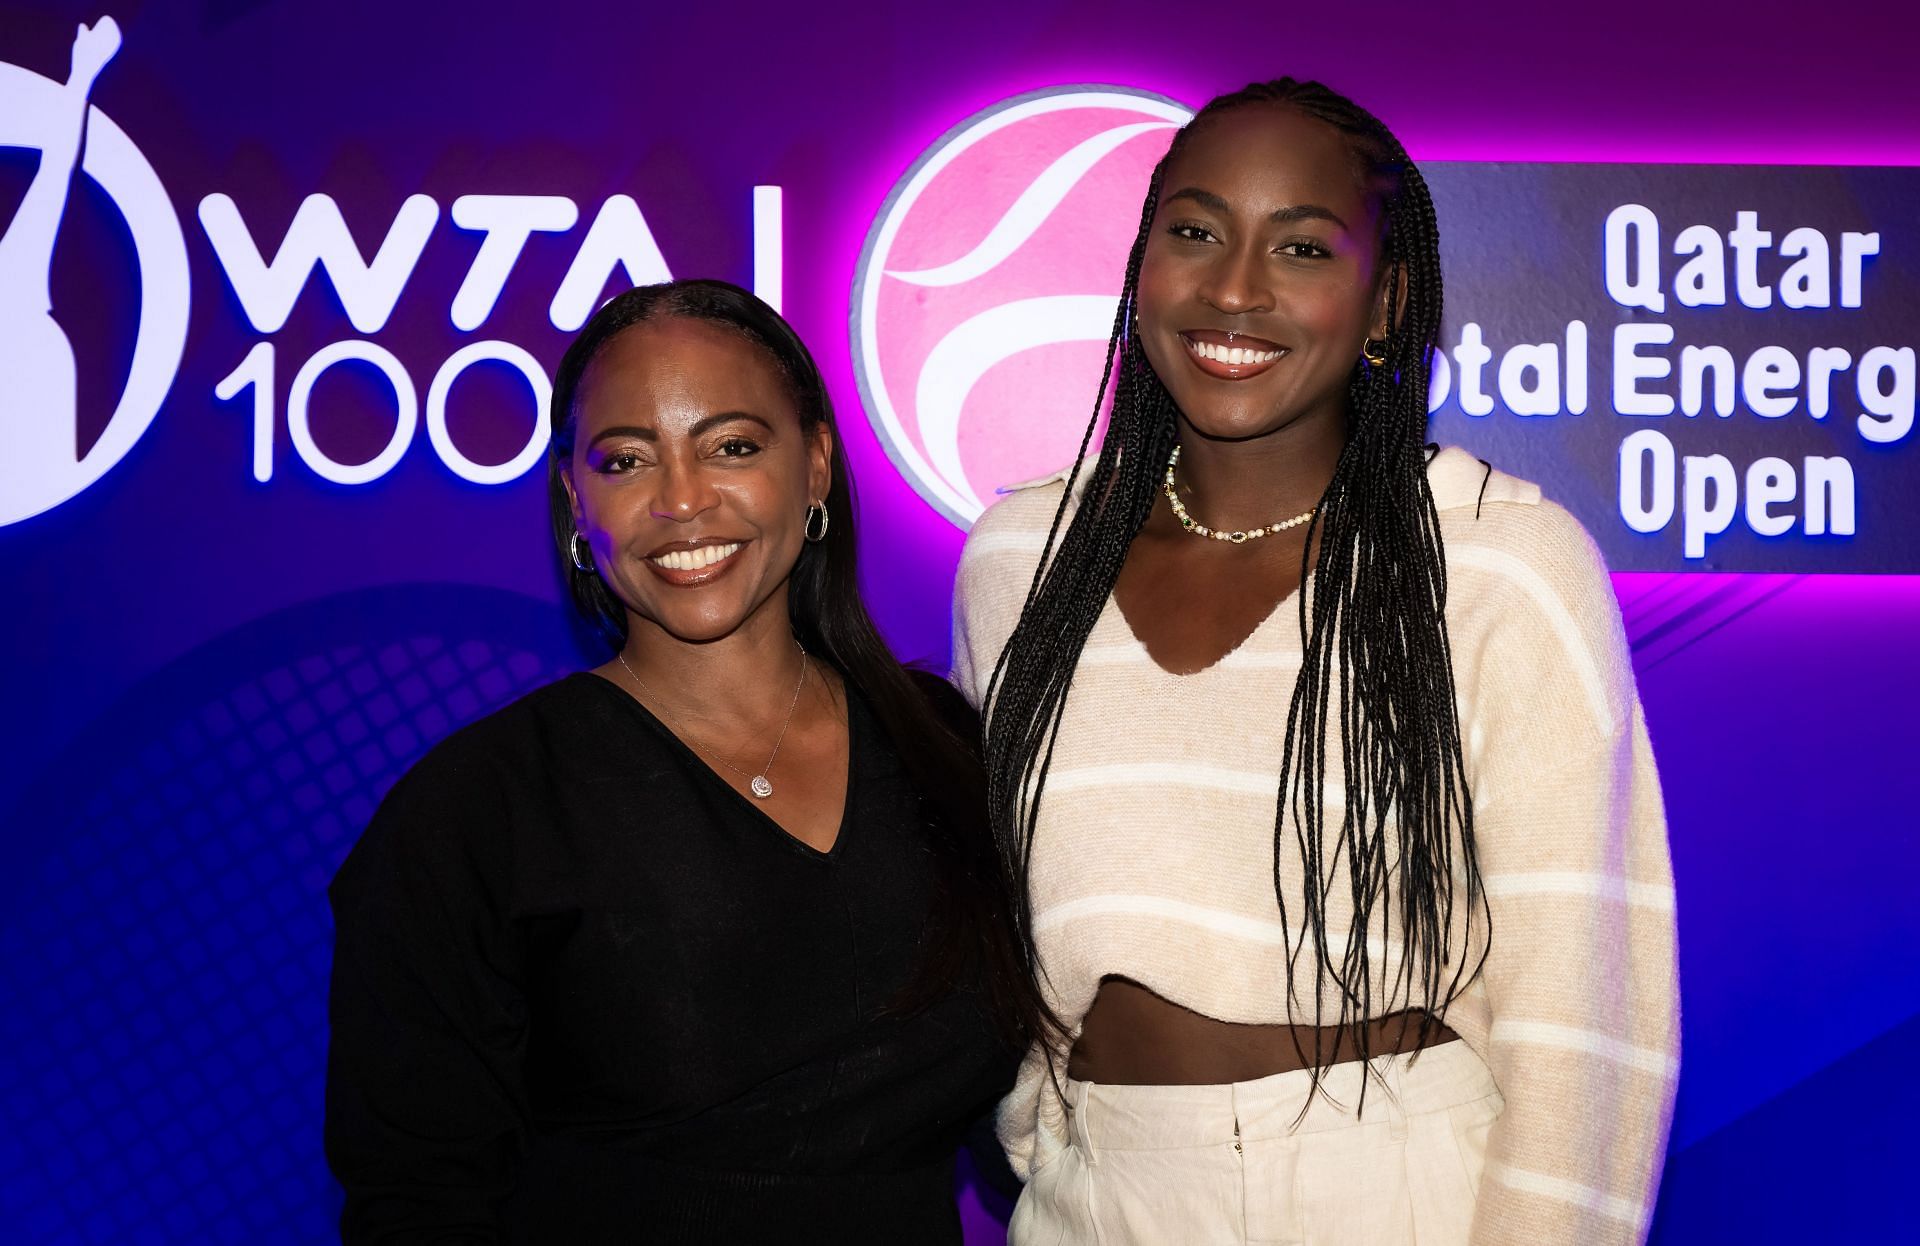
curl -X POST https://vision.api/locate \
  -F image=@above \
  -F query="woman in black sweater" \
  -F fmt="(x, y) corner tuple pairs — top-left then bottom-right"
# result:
(325, 280), (1040, 1244)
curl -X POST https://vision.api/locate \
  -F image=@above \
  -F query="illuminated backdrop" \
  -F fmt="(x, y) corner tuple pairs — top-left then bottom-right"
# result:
(1, 1), (1916, 1242)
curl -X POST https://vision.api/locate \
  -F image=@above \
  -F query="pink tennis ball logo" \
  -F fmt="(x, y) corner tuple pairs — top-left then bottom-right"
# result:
(851, 86), (1190, 527)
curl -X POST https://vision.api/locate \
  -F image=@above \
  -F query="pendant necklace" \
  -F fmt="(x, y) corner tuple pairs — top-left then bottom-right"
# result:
(617, 641), (808, 799)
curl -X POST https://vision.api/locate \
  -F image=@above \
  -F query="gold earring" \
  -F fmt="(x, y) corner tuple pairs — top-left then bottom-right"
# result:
(1362, 337), (1388, 367)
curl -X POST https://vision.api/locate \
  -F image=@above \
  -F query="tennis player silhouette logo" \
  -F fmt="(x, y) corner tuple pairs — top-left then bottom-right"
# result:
(851, 86), (1190, 527)
(0, 16), (190, 527)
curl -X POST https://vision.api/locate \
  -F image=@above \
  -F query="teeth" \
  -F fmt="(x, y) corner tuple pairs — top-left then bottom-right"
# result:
(650, 542), (742, 572)
(1187, 338), (1281, 366)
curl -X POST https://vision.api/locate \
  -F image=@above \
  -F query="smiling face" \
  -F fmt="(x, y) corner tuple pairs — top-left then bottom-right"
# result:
(562, 317), (831, 646)
(1137, 103), (1391, 444)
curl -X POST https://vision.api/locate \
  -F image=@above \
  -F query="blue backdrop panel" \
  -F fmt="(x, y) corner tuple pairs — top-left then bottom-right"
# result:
(0, 588), (581, 1243)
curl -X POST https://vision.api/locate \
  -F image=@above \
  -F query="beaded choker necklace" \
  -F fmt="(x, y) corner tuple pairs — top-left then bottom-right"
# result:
(1162, 444), (1316, 544)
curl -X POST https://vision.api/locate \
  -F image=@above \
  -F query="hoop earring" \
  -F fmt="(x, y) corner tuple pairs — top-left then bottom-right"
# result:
(569, 531), (594, 572)
(804, 500), (830, 543)
(1362, 337), (1389, 367)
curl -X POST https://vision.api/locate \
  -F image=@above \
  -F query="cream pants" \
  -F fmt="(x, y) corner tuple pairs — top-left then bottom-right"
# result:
(1007, 1041), (1503, 1246)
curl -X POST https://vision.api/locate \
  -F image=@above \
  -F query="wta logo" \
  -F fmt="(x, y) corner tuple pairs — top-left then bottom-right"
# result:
(851, 86), (1190, 527)
(0, 16), (189, 526)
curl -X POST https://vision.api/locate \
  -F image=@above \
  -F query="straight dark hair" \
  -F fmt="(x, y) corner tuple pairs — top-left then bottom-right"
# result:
(548, 278), (1048, 1046)
(982, 81), (1488, 1092)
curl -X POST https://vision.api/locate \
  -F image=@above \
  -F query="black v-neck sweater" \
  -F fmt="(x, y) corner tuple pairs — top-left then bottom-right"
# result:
(325, 671), (1016, 1244)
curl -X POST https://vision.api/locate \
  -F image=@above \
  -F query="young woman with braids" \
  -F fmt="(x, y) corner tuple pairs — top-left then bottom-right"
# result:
(953, 82), (1679, 1244)
(327, 281), (1038, 1243)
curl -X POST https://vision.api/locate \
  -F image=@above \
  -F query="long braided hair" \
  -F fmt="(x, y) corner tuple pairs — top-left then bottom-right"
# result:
(982, 80), (1488, 1087)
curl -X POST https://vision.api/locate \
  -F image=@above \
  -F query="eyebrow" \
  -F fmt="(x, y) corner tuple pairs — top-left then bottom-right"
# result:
(587, 411), (775, 447)
(1164, 186), (1349, 232)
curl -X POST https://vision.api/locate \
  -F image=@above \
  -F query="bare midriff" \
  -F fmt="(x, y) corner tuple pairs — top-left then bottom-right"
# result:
(1067, 977), (1461, 1086)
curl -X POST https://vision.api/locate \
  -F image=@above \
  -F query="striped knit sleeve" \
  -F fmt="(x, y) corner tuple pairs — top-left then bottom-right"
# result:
(1455, 504), (1680, 1246)
(950, 530), (991, 711)
(950, 489), (1050, 711)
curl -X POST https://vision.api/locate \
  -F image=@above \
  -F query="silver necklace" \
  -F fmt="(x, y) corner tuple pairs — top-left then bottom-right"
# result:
(617, 641), (808, 799)
(1163, 443), (1316, 543)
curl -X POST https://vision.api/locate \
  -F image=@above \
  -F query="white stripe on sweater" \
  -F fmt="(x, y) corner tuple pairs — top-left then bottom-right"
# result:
(1044, 762), (1348, 806)
(1491, 1020), (1679, 1079)
(1035, 894), (1294, 943)
(1486, 1161), (1648, 1227)
(1033, 894), (1398, 963)
(1482, 871), (1675, 910)
(1044, 762), (1289, 798)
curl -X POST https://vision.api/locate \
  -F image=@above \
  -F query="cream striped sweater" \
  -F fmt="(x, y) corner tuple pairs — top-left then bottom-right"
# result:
(952, 447), (1679, 1245)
